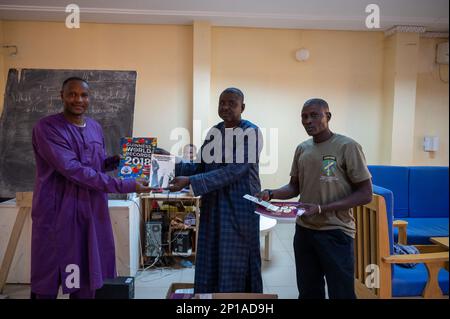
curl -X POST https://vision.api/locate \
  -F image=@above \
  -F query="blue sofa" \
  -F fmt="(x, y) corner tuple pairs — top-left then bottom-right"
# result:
(369, 165), (449, 245)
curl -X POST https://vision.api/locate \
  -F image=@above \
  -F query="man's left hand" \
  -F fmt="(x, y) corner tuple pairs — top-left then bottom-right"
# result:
(168, 176), (190, 192)
(298, 203), (320, 216)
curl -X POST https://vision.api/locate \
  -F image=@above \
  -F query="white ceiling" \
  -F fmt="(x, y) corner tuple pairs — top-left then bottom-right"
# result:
(0, 0), (448, 32)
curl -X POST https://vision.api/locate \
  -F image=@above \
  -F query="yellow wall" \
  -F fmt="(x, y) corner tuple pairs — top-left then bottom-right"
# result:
(192, 21), (211, 147)
(0, 21), (193, 149)
(0, 21), (448, 187)
(210, 27), (385, 187)
(384, 33), (421, 166)
(381, 33), (395, 164)
(0, 21), (5, 111)
(414, 38), (449, 165)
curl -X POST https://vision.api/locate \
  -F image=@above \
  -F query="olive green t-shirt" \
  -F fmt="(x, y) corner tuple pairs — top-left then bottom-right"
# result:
(290, 134), (371, 238)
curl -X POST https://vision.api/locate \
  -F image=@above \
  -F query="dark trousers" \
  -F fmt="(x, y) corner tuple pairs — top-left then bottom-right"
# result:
(293, 224), (356, 299)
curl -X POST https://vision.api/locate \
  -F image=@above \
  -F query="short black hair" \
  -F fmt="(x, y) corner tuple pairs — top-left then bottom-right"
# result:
(61, 77), (89, 91)
(221, 87), (244, 102)
(303, 98), (329, 111)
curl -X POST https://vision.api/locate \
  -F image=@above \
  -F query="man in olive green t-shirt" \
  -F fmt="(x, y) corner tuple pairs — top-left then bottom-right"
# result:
(258, 98), (372, 299)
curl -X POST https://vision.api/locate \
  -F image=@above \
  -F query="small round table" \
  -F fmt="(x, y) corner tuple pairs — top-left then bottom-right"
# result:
(259, 215), (277, 261)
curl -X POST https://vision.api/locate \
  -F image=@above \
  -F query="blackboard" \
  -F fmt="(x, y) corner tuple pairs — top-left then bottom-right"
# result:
(0, 68), (137, 198)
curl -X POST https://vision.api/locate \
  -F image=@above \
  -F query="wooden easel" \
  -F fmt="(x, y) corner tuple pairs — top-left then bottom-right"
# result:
(0, 192), (33, 297)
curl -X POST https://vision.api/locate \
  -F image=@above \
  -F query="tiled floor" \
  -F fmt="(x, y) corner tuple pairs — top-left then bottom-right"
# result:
(2, 223), (302, 299)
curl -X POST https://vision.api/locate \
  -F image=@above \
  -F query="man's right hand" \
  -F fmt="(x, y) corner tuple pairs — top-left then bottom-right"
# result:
(135, 180), (151, 193)
(255, 189), (271, 201)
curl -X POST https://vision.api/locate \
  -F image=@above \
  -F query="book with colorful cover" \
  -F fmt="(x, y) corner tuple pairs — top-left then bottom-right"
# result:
(150, 154), (175, 189)
(118, 137), (157, 181)
(243, 194), (305, 221)
(254, 202), (305, 220)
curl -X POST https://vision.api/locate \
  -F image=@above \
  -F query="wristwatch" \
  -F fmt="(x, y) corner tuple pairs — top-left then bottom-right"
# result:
(266, 189), (273, 201)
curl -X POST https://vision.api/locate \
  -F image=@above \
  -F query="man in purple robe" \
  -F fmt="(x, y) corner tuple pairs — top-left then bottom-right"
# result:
(30, 77), (149, 299)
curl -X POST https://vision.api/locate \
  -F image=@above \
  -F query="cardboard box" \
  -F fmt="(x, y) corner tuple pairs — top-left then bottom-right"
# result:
(166, 282), (195, 299)
(166, 283), (278, 299)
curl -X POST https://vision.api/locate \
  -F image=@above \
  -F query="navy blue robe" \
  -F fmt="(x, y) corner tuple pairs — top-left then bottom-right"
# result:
(177, 119), (263, 293)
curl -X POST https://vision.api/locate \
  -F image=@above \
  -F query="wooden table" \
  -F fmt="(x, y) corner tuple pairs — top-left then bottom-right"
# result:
(430, 237), (449, 250)
(260, 216), (277, 261)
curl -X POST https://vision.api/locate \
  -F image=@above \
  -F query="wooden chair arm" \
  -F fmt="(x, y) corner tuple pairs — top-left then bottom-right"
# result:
(415, 245), (448, 254)
(383, 251), (449, 264)
(383, 251), (449, 298)
(393, 220), (408, 227)
(393, 219), (408, 245)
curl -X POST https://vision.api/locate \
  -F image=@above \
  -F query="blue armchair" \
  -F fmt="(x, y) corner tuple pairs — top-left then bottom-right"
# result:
(354, 191), (449, 298)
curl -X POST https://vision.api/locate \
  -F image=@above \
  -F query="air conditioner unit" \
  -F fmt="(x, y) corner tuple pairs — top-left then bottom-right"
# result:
(436, 42), (449, 65)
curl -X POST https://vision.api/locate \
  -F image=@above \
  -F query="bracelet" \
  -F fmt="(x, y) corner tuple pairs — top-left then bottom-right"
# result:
(317, 204), (322, 214)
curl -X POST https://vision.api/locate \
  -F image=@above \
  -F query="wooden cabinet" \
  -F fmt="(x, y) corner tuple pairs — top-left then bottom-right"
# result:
(139, 193), (200, 266)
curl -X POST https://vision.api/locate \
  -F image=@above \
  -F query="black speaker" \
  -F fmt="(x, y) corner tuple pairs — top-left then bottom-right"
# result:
(95, 276), (135, 299)
(171, 230), (192, 256)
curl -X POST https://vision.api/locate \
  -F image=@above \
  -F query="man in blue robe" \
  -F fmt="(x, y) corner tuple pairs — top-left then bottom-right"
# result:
(169, 88), (263, 293)
(31, 77), (150, 299)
